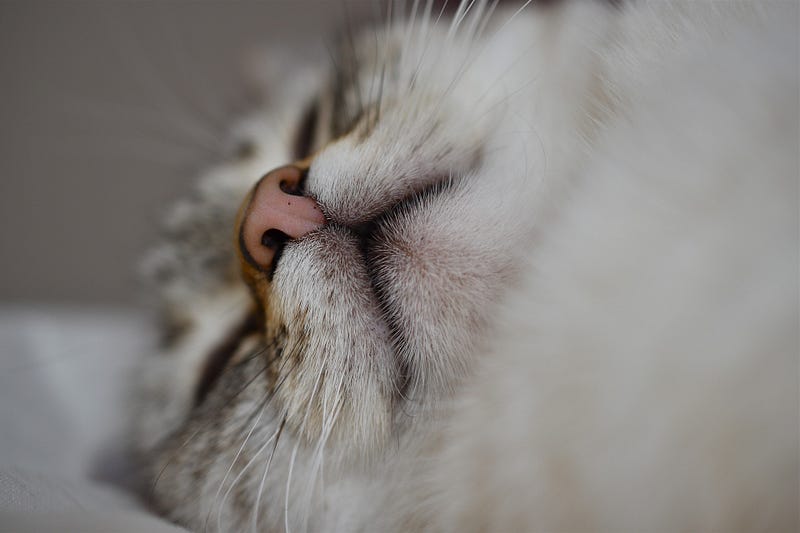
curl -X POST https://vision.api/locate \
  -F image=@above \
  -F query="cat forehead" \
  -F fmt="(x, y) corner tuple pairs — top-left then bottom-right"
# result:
(306, 25), (498, 225)
(320, 18), (487, 141)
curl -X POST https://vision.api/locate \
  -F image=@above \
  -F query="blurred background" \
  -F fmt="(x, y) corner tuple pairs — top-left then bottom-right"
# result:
(0, 0), (369, 306)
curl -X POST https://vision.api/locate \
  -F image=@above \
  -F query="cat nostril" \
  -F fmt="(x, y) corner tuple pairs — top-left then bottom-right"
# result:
(260, 229), (291, 280)
(238, 165), (326, 274)
(261, 228), (290, 249)
(279, 179), (302, 196)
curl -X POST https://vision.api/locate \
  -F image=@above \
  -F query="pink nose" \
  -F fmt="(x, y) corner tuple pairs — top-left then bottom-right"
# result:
(239, 165), (325, 272)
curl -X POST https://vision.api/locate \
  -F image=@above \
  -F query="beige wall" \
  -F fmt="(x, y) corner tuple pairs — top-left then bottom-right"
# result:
(0, 0), (362, 305)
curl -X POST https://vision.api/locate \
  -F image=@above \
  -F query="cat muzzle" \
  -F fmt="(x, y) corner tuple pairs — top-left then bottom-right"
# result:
(237, 165), (325, 274)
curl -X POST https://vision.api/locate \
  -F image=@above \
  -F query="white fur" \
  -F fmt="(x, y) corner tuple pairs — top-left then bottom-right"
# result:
(138, 2), (799, 531)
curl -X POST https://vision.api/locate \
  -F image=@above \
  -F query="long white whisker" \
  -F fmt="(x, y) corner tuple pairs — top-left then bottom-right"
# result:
(62, 98), (223, 155)
(475, 0), (500, 41)
(402, 0), (422, 70)
(252, 417), (285, 533)
(436, 0), (534, 110)
(408, 0), (436, 90)
(153, 3), (229, 132)
(216, 414), (283, 533)
(100, 7), (221, 152)
(204, 400), (267, 532)
(460, 0), (487, 43)
(299, 372), (346, 533)
(283, 349), (329, 533)
(447, 0), (474, 41)
(284, 437), (300, 533)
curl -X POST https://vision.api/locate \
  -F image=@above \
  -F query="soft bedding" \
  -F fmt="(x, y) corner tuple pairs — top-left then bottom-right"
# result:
(0, 306), (183, 532)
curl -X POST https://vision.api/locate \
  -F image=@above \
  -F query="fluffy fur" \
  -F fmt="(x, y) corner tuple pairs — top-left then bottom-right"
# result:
(137, 1), (799, 531)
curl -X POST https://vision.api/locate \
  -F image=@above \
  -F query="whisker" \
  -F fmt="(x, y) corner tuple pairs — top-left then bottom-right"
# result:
(203, 396), (269, 532)
(401, 0), (422, 70)
(42, 134), (200, 169)
(435, 0), (534, 111)
(100, 6), (222, 154)
(408, 0), (451, 97)
(215, 411), (285, 533)
(366, 1), (383, 132)
(474, 0), (500, 41)
(204, 341), (305, 528)
(252, 417), (286, 533)
(473, 73), (540, 122)
(447, 0), (473, 41)
(375, 0), (395, 128)
(151, 343), (300, 496)
(407, 0), (438, 91)
(463, 0), (491, 45)
(297, 375), (332, 532)
(299, 373), (345, 532)
(492, 0), (534, 35)
(284, 434), (301, 533)
(63, 98), (224, 154)
(153, 3), (230, 134)
(342, 0), (365, 126)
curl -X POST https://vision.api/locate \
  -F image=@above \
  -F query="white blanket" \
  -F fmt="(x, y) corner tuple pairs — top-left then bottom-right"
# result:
(0, 306), (185, 532)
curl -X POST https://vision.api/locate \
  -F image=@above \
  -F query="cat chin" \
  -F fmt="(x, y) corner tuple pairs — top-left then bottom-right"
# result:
(265, 227), (396, 455)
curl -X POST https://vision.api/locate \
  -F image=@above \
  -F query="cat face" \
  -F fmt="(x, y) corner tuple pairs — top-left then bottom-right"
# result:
(139, 3), (800, 531)
(228, 11), (543, 454)
(143, 3), (544, 526)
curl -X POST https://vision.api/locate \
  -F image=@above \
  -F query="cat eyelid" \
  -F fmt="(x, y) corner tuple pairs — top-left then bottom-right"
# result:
(293, 100), (320, 161)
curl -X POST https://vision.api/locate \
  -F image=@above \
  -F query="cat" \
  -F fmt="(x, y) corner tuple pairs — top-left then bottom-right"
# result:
(136, 1), (799, 531)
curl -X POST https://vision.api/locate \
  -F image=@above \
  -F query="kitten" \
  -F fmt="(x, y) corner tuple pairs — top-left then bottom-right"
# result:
(137, 1), (799, 531)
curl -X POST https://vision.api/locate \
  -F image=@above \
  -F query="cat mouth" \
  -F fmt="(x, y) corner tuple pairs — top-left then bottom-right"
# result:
(347, 179), (460, 381)
(240, 166), (458, 288)
(232, 165), (465, 409)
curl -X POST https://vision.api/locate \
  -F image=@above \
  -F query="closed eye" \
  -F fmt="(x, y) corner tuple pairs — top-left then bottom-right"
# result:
(293, 101), (319, 161)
